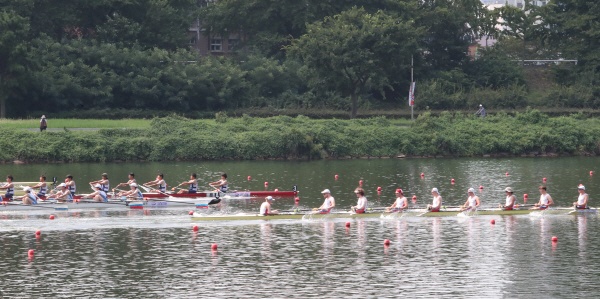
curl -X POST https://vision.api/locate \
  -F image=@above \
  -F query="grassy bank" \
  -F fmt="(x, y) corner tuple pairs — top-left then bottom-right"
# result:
(0, 118), (150, 129)
(1, 111), (599, 163)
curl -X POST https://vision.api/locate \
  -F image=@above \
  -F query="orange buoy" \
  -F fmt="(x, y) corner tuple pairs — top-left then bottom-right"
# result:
(264, 181), (269, 186)
(590, 171), (594, 176)
(294, 197), (300, 203)
(543, 177), (547, 182)
(383, 239), (391, 246)
(274, 188), (279, 192)
(49, 215), (55, 220)
(552, 236), (558, 242)
(211, 243), (218, 251)
(192, 225), (199, 232)
(490, 219), (496, 225)
(506, 172), (509, 176)
(345, 222), (351, 228)
(335, 174), (339, 180)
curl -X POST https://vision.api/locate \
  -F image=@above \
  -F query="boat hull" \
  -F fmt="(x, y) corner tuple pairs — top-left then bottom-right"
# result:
(191, 207), (597, 221)
(0, 197), (215, 211)
(71, 190), (298, 200)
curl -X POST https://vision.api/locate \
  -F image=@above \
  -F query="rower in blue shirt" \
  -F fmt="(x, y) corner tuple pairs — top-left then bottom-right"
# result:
(173, 173), (198, 194)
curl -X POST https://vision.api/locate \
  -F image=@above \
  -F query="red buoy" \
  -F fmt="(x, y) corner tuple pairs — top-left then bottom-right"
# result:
(264, 181), (269, 186)
(451, 178), (455, 184)
(420, 173), (425, 177)
(479, 185), (484, 189)
(35, 230), (41, 236)
(28, 249), (34, 257)
(552, 236), (558, 242)
(542, 177), (547, 182)
(377, 186), (382, 192)
(345, 222), (351, 228)
(335, 174), (339, 180)
(590, 171), (594, 176)
(524, 194), (528, 199)
(274, 188), (279, 192)
(411, 195), (417, 201)
(188, 211), (194, 216)
(211, 243), (218, 251)
(490, 219), (496, 225)
(49, 215), (55, 220)
(506, 172), (509, 176)
(383, 239), (391, 246)
(359, 180), (364, 186)
(294, 197), (300, 203)
(192, 225), (199, 232)
(247, 176), (252, 181)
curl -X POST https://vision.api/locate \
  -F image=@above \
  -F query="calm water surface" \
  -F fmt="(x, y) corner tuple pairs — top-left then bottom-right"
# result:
(1, 157), (600, 298)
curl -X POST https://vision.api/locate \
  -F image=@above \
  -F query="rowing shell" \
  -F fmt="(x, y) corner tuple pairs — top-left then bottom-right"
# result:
(71, 189), (298, 200)
(0, 197), (217, 211)
(191, 207), (597, 221)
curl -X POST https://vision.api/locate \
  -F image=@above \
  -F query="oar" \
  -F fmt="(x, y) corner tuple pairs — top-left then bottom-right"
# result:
(4, 201), (69, 211)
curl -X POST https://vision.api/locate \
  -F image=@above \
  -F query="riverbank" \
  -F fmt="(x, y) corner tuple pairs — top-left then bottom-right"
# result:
(1, 110), (598, 163)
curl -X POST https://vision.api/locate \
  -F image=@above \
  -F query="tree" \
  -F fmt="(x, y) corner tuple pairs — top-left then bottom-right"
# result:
(0, 8), (30, 118)
(287, 7), (421, 118)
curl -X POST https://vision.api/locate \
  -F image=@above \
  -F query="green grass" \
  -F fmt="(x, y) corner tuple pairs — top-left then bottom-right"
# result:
(0, 118), (150, 129)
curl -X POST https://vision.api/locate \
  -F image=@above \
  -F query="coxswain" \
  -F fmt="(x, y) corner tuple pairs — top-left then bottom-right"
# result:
(117, 183), (144, 200)
(0, 175), (15, 202)
(16, 187), (39, 205)
(427, 188), (442, 212)
(313, 189), (335, 214)
(83, 184), (108, 202)
(47, 183), (73, 202)
(113, 173), (136, 192)
(499, 187), (516, 210)
(145, 174), (167, 194)
(386, 189), (408, 213)
(531, 186), (554, 210)
(209, 173), (228, 193)
(29, 175), (48, 199)
(573, 184), (588, 209)
(65, 175), (77, 197)
(259, 196), (278, 216)
(461, 188), (480, 211)
(172, 173), (198, 194)
(351, 188), (368, 214)
(90, 173), (110, 193)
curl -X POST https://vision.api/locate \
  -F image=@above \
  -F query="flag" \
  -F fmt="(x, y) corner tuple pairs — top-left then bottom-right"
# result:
(408, 81), (416, 107)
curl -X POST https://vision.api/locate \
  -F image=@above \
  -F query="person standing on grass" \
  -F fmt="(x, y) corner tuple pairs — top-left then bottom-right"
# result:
(475, 104), (486, 118)
(40, 115), (47, 131)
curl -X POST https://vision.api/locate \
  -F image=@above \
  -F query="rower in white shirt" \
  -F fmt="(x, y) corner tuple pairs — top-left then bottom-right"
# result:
(500, 187), (516, 210)
(427, 188), (442, 212)
(573, 184), (589, 210)
(351, 188), (368, 214)
(386, 188), (408, 213)
(314, 189), (335, 214)
(259, 196), (278, 216)
(461, 188), (480, 211)
(531, 186), (554, 210)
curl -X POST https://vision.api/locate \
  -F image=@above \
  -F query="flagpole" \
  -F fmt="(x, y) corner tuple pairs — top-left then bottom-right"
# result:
(411, 55), (414, 121)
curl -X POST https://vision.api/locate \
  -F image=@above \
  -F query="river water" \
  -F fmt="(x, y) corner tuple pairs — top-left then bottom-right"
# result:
(1, 157), (599, 298)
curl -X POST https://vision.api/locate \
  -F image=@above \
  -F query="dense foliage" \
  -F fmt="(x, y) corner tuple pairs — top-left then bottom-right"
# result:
(2, 113), (599, 163)
(0, 0), (598, 118)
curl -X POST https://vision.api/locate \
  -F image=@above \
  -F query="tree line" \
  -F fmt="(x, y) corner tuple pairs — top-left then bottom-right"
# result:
(0, 0), (598, 118)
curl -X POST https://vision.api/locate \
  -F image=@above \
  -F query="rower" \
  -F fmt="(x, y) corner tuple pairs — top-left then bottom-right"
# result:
(461, 188), (480, 211)
(573, 184), (589, 210)
(172, 173), (198, 194)
(531, 186), (554, 210)
(145, 174), (167, 193)
(259, 196), (278, 216)
(386, 189), (408, 213)
(47, 183), (73, 202)
(65, 175), (77, 197)
(427, 188), (442, 212)
(313, 189), (335, 214)
(0, 175), (15, 202)
(351, 188), (368, 214)
(29, 175), (48, 199)
(117, 183), (144, 200)
(83, 184), (108, 202)
(16, 187), (39, 205)
(90, 173), (110, 193)
(209, 173), (228, 193)
(500, 187), (516, 210)
(113, 173), (136, 192)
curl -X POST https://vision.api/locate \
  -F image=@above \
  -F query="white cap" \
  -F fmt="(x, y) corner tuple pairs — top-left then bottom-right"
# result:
(58, 183), (67, 188)
(321, 189), (331, 194)
(467, 188), (476, 193)
(130, 183), (138, 188)
(94, 184), (102, 189)
(578, 184), (585, 190)
(266, 196), (274, 201)
(431, 188), (439, 193)
(24, 187), (32, 192)
(479, 104), (483, 107)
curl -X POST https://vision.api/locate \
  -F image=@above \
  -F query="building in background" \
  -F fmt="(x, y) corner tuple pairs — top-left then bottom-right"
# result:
(188, 0), (244, 56)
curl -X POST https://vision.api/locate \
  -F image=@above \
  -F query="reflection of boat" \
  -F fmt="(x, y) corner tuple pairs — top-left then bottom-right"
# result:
(70, 188), (299, 200)
(0, 197), (216, 211)
(191, 207), (597, 221)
